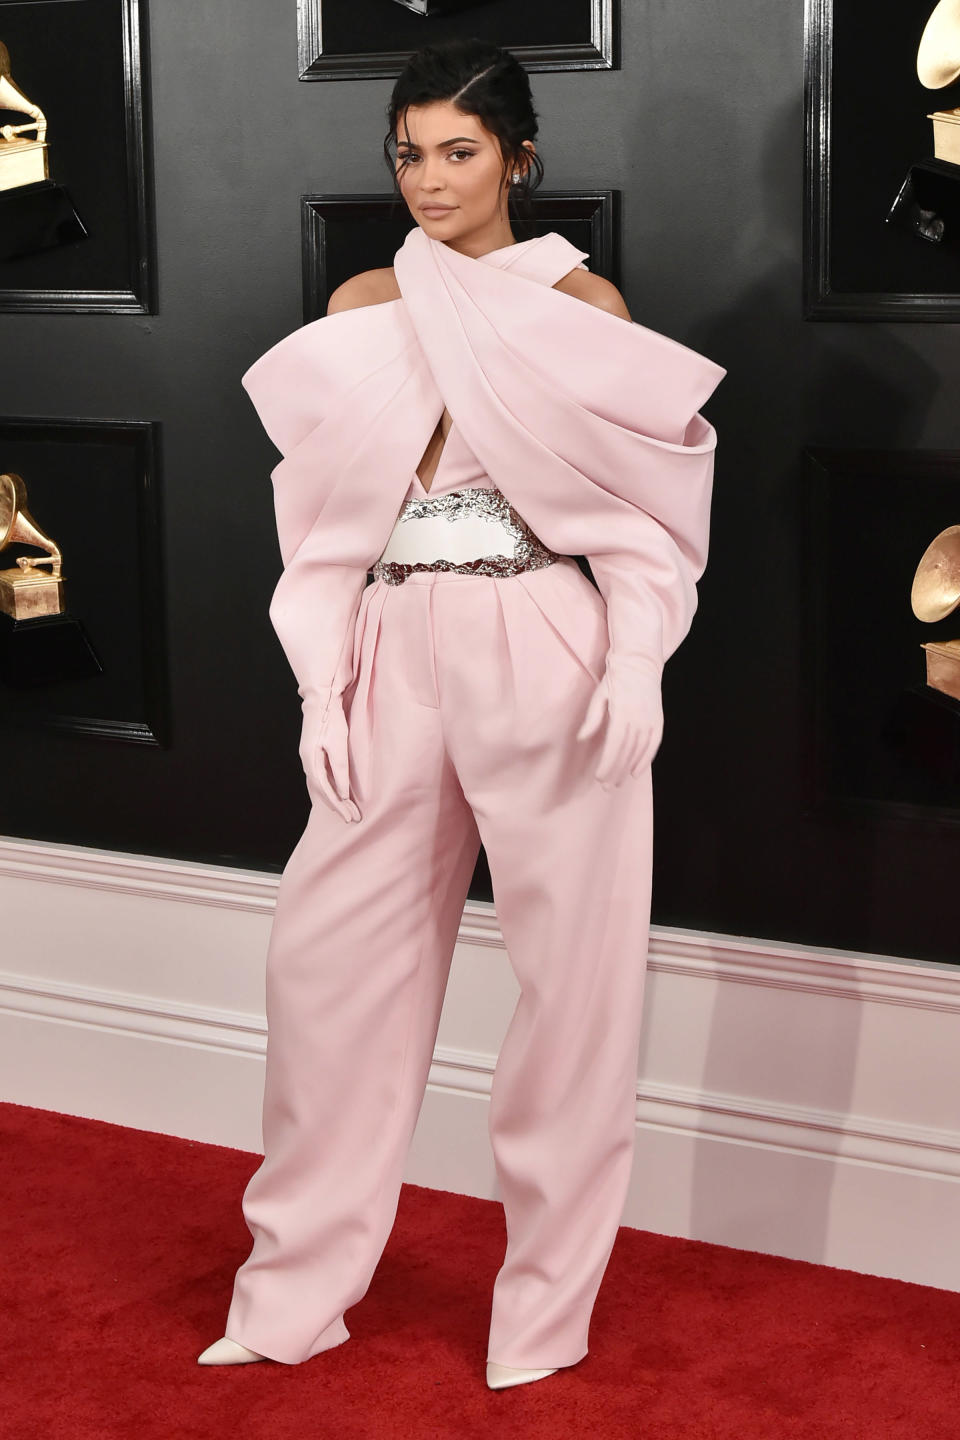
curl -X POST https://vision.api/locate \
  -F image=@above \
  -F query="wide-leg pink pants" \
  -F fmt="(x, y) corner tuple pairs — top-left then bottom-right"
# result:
(223, 555), (653, 1369)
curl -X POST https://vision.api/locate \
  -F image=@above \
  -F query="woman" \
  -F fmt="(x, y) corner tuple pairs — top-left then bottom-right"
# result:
(198, 37), (724, 1390)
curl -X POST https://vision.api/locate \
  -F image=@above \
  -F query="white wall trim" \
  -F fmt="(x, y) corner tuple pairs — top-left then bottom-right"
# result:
(648, 930), (960, 1014)
(0, 835), (278, 914)
(3, 833), (958, 1005)
(0, 967), (266, 1057)
(2, 964), (958, 1183)
(2, 832), (959, 1291)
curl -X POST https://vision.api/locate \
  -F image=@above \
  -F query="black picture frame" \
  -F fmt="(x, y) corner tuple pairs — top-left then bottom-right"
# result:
(297, 0), (618, 80)
(299, 188), (618, 321)
(0, 416), (169, 745)
(802, 446), (960, 827)
(804, 0), (960, 320)
(0, 0), (156, 314)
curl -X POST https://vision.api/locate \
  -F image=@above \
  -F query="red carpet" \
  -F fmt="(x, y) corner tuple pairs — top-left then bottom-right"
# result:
(2, 1099), (959, 1439)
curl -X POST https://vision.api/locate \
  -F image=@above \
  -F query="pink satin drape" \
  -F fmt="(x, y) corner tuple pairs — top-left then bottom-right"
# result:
(241, 225), (725, 708)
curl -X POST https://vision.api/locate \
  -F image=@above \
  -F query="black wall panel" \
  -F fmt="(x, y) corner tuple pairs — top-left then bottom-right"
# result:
(3, 0), (959, 964)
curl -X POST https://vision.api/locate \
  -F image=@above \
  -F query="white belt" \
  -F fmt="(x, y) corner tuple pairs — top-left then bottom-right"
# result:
(370, 486), (560, 585)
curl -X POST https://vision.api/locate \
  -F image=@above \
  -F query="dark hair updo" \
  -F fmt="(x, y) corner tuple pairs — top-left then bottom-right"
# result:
(382, 36), (544, 237)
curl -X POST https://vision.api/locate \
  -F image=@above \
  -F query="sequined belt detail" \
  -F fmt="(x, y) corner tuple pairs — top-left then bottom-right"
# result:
(371, 486), (561, 585)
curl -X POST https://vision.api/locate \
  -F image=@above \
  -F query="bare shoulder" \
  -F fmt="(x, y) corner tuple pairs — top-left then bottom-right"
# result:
(552, 268), (632, 322)
(326, 267), (401, 315)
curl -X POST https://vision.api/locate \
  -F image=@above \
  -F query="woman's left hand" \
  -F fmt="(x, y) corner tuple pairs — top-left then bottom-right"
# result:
(575, 653), (664, 786)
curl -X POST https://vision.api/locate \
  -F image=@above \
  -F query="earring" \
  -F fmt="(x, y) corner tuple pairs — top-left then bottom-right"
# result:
(511, 172), (521, 184)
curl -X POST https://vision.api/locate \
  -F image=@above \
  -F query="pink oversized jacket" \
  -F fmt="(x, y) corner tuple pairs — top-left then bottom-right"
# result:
(240, 225), (726, 708)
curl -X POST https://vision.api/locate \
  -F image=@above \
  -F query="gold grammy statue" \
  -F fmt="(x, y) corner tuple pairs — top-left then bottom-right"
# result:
(0, 39), (49, 193)
(918, 1), (960, 164)
(0, 472), (65, 621)
(911, 524), (960, 702)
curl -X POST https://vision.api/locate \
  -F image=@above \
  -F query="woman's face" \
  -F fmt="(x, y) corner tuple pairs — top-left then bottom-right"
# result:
(394, 100), (532, 240)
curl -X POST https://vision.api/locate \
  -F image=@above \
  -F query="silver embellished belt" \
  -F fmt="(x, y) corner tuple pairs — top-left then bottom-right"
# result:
(370, 486), (561, 586)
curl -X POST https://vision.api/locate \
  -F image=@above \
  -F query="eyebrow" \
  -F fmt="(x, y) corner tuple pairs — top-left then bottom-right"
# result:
(396, 136), (478, 149)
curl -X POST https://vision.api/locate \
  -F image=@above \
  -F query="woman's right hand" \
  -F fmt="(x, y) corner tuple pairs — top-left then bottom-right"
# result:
(299, 690), (361, 823)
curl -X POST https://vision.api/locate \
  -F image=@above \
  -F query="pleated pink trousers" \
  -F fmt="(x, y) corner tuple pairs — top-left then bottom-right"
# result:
(223, 555), (653, 1369)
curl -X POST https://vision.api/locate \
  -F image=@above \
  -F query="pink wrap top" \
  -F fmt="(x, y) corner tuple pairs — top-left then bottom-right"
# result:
(240, 225), (726, 707)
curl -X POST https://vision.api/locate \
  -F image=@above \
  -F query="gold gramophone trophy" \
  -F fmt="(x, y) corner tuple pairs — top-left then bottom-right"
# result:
(0, 471), (100, 688)
(911, 525), (960, 702)
(0, 471), (64, 619)
(920, 0), (960, 163)
(887, 1), (960, 245)
(0, 37), (85, 262)
(0, 38), (48, 186)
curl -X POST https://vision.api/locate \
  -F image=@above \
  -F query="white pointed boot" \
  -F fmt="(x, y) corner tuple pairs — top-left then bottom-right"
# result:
(197, 1336), (268, 1364)
(486, 1361), (558, 1389)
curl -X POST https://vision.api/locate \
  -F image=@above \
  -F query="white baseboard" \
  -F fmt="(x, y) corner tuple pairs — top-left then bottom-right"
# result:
(2, 833), (959, 1291)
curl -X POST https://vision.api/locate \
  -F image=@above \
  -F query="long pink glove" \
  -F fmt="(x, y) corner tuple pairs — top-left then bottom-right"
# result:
(575, 651), (664, 786)
(268, 564), (367, 824)
(298, 686), (361, 824)
(575, 500), (699, 786)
